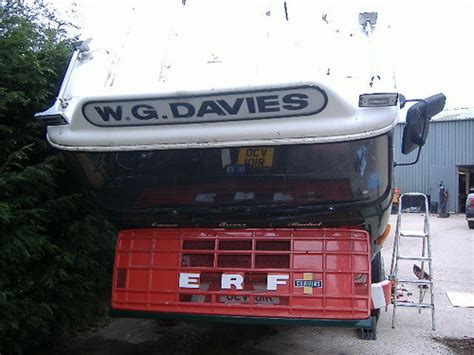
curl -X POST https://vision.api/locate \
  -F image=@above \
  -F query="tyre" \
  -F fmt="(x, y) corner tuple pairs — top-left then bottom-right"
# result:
(391, 204), (398, 215)
(358, 316), (377, 340)
(371, 251), (384, 283)
(468, 221), (474, 229)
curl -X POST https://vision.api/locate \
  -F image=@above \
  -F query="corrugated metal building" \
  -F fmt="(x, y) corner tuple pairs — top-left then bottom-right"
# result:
(393, 108), (474, 213)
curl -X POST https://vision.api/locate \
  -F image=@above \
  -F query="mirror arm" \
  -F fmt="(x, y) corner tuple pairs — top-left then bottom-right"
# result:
(394, 145), (422, 167)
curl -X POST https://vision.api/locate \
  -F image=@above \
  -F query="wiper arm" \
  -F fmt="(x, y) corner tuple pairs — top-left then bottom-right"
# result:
(295, 197), (371, 210)
(105, 204), (278, 216)
(105, 197), (371, 217)
(105, 205), (208, 214)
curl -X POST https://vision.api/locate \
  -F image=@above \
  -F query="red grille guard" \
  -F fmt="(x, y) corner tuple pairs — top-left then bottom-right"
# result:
(112, 228), (371, 320)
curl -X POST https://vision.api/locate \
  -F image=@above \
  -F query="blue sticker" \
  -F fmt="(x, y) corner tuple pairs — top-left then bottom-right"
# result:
(357, 145), (367, 176)
(368, 173), (379, 189)
(226, 165), (247, 175)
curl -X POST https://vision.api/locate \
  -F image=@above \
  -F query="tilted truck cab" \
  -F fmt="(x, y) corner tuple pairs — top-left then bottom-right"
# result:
(36, 1), (445, 339)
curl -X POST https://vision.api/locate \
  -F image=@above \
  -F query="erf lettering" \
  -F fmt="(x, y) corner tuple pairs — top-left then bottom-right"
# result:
(179, 273), (289, 290)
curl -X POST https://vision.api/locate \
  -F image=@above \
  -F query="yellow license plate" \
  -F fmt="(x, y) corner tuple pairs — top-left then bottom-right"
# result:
(237, 147), (274, 168)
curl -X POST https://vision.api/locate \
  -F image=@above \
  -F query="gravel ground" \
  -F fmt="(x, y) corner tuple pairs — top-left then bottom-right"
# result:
(69, 214), (473, 354)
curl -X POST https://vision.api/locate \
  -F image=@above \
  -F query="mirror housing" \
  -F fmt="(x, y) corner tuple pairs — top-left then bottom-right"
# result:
(401, 93), (446, 155)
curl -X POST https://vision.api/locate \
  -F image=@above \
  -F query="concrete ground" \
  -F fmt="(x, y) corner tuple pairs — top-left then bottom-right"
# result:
(71, 214), (473, 354)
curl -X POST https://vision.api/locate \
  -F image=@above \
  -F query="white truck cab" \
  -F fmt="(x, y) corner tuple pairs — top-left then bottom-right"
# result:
(36, 1), (446, 339)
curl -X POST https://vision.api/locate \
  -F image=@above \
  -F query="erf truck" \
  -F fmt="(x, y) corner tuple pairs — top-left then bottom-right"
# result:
(36, 2), (445, 339)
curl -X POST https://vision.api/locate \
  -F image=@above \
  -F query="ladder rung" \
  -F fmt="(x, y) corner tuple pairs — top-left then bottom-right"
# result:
(400, 230), (428, 238)
(394, 302), (434, 309)
(397, 256), (431, 261)
(397, 279), (432, 285)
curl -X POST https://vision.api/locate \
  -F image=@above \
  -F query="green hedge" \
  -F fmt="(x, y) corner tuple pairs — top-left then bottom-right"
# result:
(0, 2), (116, 353)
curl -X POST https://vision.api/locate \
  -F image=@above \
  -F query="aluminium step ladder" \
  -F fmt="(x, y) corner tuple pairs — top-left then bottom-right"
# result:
(389, 192), (435, 330)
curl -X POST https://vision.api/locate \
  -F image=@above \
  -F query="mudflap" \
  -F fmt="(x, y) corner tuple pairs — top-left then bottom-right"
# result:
(370, 251), (384, 322)
(358, 251), (383, 340)
(358, 316), (377, 340)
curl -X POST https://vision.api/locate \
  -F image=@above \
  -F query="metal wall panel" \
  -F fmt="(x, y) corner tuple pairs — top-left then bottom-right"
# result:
(393, 119), (474, 212)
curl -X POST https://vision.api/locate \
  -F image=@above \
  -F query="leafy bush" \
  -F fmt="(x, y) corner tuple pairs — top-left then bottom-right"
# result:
(0, 1), (116, 353)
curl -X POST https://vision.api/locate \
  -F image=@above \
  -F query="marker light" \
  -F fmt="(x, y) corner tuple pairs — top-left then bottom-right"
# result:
(35, 113), (68, 126)
(359, 93), (398, 107)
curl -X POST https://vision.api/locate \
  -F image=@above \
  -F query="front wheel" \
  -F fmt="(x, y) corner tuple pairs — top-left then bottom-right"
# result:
(468, 221), (474, 229)
(391, 203), (398, 214)
(371, 251), (384, 283)
(358, 316), (377, 340)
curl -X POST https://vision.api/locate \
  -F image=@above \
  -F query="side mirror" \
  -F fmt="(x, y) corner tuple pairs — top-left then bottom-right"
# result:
(402, 93), (446, 155)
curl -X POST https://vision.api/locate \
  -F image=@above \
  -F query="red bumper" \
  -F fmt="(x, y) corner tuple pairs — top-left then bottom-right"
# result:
(112, 228), (371, 320)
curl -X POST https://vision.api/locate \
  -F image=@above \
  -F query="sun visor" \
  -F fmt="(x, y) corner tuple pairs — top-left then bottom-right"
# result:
(43, 82), (398, 152)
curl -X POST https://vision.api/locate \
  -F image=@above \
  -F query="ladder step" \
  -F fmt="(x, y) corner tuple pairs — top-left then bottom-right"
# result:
(397, 279), (432, 285)
(397, 256), (431, 261)
(394, 302), (434, 309)
(400, 230), (428, 238)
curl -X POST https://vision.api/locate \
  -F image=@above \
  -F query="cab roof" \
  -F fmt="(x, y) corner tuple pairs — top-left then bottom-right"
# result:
(38, 0), (400, 151)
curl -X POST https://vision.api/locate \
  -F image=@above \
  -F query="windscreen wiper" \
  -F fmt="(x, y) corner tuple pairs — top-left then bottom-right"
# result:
(295, 197), (371, 210)
(105, 197), (371, 216)
(105, 204), (278, 216)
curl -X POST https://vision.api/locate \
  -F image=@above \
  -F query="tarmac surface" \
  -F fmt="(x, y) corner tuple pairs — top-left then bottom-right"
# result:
(71, 213), (473, 354)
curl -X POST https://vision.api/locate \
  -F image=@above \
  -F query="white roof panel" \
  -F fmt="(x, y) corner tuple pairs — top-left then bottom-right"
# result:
(38, 0), (401, 151)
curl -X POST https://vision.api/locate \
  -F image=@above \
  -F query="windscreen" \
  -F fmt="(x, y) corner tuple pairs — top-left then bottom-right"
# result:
(74, 135), (389, 215)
